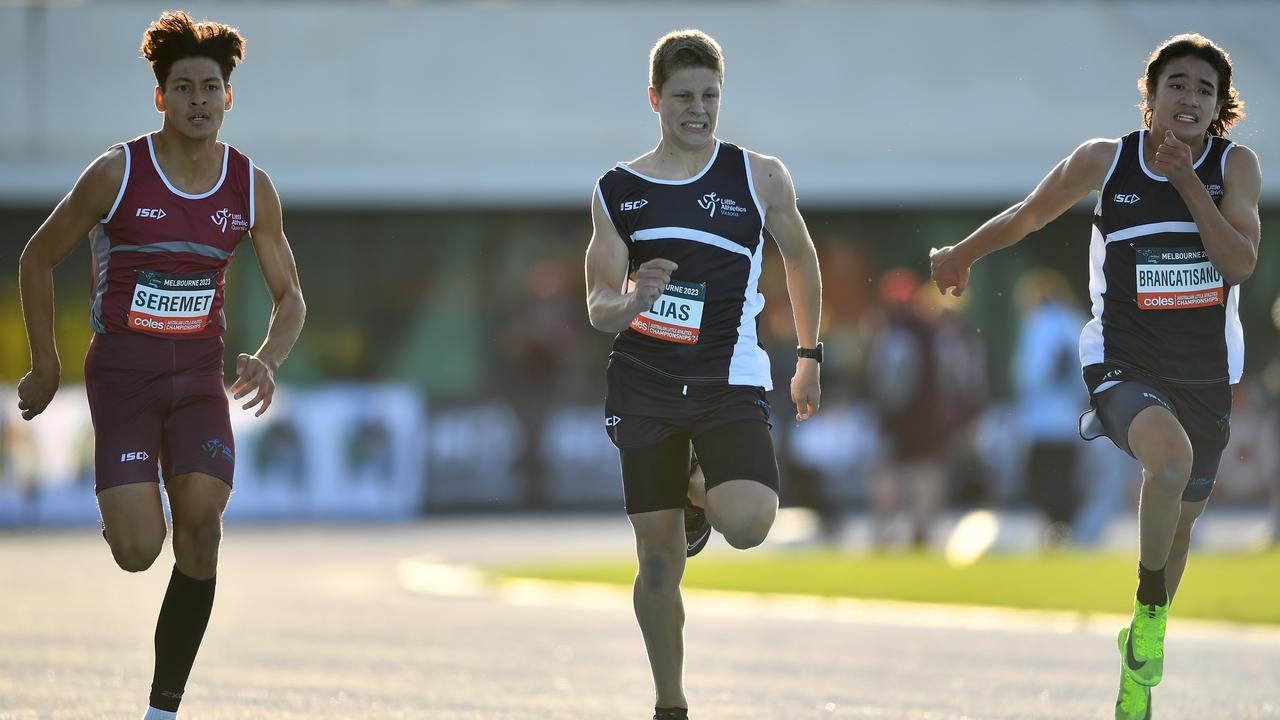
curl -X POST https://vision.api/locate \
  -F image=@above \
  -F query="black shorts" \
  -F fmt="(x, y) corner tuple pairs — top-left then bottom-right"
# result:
(604, 358), (779, 514)
(1079, 363), (1231, 503)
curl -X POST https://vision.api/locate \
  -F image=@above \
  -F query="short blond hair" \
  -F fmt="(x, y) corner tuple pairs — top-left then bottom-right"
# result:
(649, 29), (723, 94)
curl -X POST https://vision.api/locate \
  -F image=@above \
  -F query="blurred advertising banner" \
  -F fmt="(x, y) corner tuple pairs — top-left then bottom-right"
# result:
(0, 384), (429, 526)
(230, 383), (428, 521)
(4, 386), (1269, 528)
(422, 402), (621, 510)
(0, 385), (97, 525)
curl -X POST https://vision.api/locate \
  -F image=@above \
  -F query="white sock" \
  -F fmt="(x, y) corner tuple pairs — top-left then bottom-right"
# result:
(143, 708), (177, 720)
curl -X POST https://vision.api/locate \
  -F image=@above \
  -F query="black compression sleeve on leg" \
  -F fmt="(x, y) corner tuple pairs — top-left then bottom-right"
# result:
(149, 565), (216, 712)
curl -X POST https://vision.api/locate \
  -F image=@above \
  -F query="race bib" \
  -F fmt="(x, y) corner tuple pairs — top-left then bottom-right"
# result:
(629, 280), (706, 344)
(128, 270), (216, 334)
(1135, 247), (1224, 311)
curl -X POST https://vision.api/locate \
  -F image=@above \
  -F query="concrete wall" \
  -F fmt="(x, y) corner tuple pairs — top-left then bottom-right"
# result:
(2, 1), (1276, 207)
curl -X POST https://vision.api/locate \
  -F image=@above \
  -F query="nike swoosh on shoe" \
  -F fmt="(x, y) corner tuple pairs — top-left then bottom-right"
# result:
(1125, 630), (1146, 672)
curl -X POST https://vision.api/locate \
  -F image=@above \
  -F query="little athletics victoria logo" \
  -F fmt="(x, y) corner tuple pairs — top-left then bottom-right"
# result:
(697, 192), (748, 218)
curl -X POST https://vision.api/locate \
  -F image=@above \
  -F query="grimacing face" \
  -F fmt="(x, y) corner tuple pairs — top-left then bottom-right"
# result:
(155, 56), (232, 140)
(650, 66), (721, 151)
(1148, 55), (1222, 143)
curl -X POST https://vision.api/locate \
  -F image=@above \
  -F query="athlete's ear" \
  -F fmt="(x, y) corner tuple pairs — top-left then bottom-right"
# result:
(225, 84), (233, 112)
(648, 86), (660, 114)
(154, 86), (166, 114)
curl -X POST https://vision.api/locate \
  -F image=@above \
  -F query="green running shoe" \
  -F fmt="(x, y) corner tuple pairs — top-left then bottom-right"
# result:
(1122, 598), (1168, 687)
(1116, 627), (1153, 719)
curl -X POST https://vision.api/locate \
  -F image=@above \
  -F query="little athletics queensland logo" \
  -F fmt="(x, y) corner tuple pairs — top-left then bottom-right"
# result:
(697, 192), (748, 218)
(211, 207), (250, 234)
(202, 438), (235, 463)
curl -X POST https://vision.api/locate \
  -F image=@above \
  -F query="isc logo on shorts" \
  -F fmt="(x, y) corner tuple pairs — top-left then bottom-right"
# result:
(605, 415), (622, 427)
(120, 451), (151, 462)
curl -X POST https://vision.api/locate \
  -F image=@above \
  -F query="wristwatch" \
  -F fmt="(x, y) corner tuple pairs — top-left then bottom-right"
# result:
(796, 342), (823, 363)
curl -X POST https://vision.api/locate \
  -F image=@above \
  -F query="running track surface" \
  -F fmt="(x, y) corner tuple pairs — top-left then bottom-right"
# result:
(2, 517), (1277, 719)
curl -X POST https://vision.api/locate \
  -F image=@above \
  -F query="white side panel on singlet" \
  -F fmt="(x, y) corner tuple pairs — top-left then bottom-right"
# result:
(1079, 222), (1107, 368)
(1225, 285), (1244, 383)
(728, 236), (771, 389)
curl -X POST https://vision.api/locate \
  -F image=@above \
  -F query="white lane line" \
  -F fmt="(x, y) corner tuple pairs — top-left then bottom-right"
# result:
(396, 554), (1280, 643)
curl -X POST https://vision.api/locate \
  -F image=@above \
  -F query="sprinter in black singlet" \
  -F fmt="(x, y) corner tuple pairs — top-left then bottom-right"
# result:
(930, 34), (1260, 720)
(585, 30), (822, 720)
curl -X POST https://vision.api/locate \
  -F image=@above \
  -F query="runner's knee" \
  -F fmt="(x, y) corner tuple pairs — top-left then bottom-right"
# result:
(109, 531), (165, 573)
(1142, 452), (1193, 497)
(172, 515), (223, 571)
(716, 509), (775, 550)
(636, 552), (684, 595)
(634, 535), (685, 595)
(1134, 425), (1193, 497)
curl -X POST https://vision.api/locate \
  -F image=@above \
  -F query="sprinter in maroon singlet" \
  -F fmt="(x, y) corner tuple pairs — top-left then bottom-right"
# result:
(16, 12), (305, 720)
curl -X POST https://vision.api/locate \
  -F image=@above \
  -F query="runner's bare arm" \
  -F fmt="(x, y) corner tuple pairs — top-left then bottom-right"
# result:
(1162, 138), (1260, 285)
(17, 148), (125, 420)
(585, 186), (676, 333)
(751, 152), (821, 420)
(231, 166), (305, 417)
(930, 138), (1117, 296)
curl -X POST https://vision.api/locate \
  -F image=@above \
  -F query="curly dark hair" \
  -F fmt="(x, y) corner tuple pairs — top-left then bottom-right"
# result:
(140, 10), (245, 88)
(1140, 33), (1243, 137)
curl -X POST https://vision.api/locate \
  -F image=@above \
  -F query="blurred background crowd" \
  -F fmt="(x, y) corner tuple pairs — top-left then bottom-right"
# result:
(2, 1), (1277, 546)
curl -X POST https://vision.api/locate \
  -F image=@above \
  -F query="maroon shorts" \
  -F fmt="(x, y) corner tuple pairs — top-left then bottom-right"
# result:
(84, 333), (235, 493)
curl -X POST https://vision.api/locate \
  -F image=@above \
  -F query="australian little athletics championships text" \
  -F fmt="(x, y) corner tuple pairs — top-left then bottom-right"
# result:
(130, 315), (207, 332)
(630, 316), (698, 344)
(1139, 289), (1224, 309)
